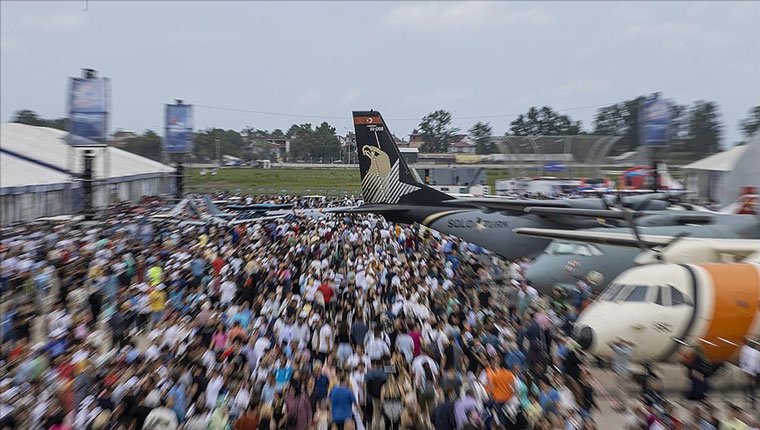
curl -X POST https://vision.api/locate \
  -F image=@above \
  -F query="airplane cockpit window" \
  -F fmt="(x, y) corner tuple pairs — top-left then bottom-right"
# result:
(547, 242), (604, 256)
(598, 283), (623, 301)
(669, 286), (692, 306)
(622, 285), (649, 302)
(548, 242), (579, 255)
(587, 244), (604, 256)
(654, 286), (664, 306)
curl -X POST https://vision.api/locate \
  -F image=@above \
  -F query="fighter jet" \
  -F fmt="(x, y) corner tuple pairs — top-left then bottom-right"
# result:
(201, 195), (295, 226)
(344, 110), (693, 260)
(148, 197), (229, 226)
(516, 199), (760, 293)
(149, 197), (205, 225)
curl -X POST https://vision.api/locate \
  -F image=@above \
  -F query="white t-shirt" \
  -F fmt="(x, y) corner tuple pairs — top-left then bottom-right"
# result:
(395, 334), (414, 363)
(412, 355), (439, 383)
(205, 375), (223, 409)
(365, 335), (390, 360)
(316, 324), (333, 353)
(143, 407), (179, 430)
(346, 353), (371, 370)
(220, 281), (237, 303)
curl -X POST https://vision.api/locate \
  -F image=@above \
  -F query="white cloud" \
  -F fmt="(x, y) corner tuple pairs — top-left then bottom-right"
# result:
(1, 7), (86, 54)
(338, 89), (362, 107)
(402, 88), (473, 107)
(294, 89), (321, 108)
(517, 79), (611, 106)
(622, 20), (725, 51)
(18, 11), (87, 33)
(0, 35), (22, 53)
(383, 2), (551, 32)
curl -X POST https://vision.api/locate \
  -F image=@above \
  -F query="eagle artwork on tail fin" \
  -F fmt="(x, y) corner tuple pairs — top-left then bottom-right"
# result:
(361, 145), (419, 204)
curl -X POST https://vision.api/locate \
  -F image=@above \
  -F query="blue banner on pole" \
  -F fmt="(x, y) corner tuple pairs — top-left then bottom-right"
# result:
(67, 77), (109, 146)
(641, 95), (671, 146)
(165, 104), (193, 153)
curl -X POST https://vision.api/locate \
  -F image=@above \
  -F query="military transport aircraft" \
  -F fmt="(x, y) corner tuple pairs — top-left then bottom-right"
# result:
(515, 201), (760, 293)
(557, 232), (760, 365)
(344, 110), (695, 260)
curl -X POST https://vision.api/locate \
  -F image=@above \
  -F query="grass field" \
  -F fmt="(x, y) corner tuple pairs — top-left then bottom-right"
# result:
(185, 165), (675, 196)
(186, 168), (363, 196)
(186, 167), (522, 196)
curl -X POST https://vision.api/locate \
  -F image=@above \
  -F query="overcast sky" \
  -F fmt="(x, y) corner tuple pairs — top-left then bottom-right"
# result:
(2, 1), (758, 145)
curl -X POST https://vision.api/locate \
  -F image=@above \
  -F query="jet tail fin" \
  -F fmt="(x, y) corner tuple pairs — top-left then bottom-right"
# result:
(353, 111), (451, 205)
(169, 198), (190, 217)
(720, 187), (759, 215)
(203, 195), (223, 216)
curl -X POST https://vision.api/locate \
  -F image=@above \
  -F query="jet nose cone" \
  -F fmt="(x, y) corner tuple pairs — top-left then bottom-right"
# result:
(576, 326), (594, 350)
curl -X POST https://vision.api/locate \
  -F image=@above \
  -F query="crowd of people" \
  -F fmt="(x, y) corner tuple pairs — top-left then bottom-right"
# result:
(1, 194), (758, 430)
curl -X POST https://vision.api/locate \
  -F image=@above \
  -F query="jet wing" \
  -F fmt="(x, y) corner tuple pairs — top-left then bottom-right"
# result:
(326, 204), (413, 215)
(178, 219), (209, 226)
(227, 214), (289, 226)
(513, 228), (674, 248)
(226, 203), (295, 211)
(524, 207), (641, 220)
(447, 198), (573, 213)
(525, 207), (717, 225)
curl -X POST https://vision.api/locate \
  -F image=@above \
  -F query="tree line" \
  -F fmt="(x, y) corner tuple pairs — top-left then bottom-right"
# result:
(420, 99), (759, 155)
(10, 100), (760, 162)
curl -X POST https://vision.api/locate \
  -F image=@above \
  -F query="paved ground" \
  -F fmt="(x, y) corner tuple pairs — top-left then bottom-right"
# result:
(589, 363), (757, 427)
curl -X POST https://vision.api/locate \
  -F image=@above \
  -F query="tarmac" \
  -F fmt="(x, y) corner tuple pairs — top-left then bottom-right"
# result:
(588, 362), (758, 428)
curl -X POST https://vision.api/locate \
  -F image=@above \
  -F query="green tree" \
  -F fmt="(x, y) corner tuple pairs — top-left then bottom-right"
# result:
(468, 121), (493, 154)
(122, 130), (162, 161)
(738, 106), (760, 141)
(592, 97), (644, 152)
(509, 106), (581, 136)
(12, 109), (66, 130)
(193, 128), (244, 162)
(288, 122), (340, 162)
(419, 110), (459, 153)
(685, 100), (723, 154)
(669, 103), (690, 140)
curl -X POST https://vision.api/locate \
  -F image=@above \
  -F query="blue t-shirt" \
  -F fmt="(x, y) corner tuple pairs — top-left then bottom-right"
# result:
(539, 388), (560, 414)
(314, 374), (330, 400)
(504, 349), (526, 370)
(231, 310), (252, 330)
(47, 338), (68, 358)
(329, 385), (355, 423)
(190, 259), (206, 277)
(275, 367), (293, 388)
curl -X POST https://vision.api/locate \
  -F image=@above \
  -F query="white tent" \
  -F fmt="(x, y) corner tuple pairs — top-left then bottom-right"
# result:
(1, 123), (175, 223)
(717, 135), (760, 205)
(682, 144), (748, 202)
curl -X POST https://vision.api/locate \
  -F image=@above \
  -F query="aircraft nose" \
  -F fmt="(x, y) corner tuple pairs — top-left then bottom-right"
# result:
(576, 325), (594, 350)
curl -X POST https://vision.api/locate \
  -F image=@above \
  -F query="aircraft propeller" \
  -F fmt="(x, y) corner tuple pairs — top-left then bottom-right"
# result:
(616, 188), (647, 253)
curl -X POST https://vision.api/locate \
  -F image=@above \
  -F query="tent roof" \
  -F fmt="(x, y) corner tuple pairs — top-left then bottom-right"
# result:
(682, 145), (747, 172)
(0, 123), (174, 187)
(1, 151), (71, 188)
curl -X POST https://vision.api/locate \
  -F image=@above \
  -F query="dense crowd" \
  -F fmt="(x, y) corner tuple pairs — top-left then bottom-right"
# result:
(1, 194), (758, 430)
